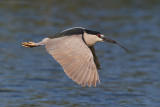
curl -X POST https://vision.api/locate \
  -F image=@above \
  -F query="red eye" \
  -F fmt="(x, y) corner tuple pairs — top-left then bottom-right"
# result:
(97, 34), (101, 38)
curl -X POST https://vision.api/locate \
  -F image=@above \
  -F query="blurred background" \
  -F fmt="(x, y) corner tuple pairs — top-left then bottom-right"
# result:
(0, 0), (160, 106)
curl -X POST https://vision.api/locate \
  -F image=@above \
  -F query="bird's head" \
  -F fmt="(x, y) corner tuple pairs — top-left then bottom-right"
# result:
(94, 33), (128, 52)
(84, 29), (128, 52)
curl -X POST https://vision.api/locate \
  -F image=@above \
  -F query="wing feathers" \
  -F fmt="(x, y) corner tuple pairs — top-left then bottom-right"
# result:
(46, 35), (100, 87)
(76, 62), (88, 83)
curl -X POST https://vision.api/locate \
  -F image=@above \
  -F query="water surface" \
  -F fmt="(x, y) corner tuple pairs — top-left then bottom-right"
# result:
(0, 0), (160, 106)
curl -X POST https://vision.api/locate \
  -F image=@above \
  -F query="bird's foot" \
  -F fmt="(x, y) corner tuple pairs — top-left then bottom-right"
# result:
(21, 42), (37, 48)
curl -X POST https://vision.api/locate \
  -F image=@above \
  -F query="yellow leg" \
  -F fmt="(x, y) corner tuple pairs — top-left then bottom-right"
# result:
(21, 42), (37, 48)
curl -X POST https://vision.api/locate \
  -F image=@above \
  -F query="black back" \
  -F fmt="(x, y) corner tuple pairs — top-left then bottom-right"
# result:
(48, 27), (101, 38)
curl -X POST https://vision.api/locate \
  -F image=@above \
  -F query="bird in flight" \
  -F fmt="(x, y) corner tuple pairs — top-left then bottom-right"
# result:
(22, 27), (128, 87)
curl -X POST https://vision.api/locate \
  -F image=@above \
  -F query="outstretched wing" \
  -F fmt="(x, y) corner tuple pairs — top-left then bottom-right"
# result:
(45, 35), (100, 87)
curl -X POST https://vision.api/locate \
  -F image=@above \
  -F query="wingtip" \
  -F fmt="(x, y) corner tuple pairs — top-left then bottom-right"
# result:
(81, 82), (86, 87)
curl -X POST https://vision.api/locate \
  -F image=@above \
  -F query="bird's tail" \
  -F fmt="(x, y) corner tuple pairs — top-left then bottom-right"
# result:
(21, 38), (49, 48)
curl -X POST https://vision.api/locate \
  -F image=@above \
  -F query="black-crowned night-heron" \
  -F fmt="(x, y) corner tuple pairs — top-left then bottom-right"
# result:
(22, 27), (127, 87)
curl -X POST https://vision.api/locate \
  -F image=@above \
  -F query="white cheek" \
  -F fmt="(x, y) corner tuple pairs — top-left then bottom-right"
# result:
(96, 37), (103, 42)
(84, 33), (103, 46)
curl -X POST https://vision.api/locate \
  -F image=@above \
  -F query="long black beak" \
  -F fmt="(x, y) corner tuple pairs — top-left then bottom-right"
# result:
(102, 37), (128, 52)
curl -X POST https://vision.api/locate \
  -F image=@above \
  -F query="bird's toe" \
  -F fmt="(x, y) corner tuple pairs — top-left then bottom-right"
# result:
(21, 41), (36, 48)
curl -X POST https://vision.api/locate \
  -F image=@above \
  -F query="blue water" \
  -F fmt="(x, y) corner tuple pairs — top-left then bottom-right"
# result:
(0, 0), (160, 106)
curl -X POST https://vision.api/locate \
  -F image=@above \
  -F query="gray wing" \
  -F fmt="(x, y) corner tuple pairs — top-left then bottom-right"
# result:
(89, 46), (101, 69)
(45, 35), (100, 87)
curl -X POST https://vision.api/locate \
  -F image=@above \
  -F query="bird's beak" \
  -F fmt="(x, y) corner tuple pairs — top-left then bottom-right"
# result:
(102, 36), (128, 52)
